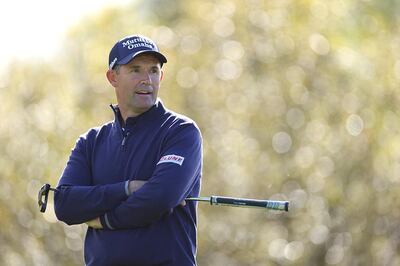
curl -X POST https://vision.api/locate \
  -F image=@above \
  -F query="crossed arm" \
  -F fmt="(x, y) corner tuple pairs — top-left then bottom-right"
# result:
(85, 180), (147, 228)
(54, 125), (201, 230)
(84, 181), (186, 229)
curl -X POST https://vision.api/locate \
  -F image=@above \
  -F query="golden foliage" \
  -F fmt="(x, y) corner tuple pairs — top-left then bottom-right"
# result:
(1, 0), (400, 265)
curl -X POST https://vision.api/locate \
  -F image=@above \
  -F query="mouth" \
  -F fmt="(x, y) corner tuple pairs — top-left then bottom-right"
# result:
(135, 90), (152, 95)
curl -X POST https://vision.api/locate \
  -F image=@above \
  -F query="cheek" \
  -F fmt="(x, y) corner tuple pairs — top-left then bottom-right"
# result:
(119, 78), (139, 92)
(151, 77), (161, 86)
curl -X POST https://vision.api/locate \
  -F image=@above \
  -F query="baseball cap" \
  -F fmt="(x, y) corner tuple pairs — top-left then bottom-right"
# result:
(108, 34), (167, 70)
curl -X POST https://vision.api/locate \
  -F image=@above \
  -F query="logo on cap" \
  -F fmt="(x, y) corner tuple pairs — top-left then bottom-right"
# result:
(122, 37), (155, 50)
(109, 57), (118, 69)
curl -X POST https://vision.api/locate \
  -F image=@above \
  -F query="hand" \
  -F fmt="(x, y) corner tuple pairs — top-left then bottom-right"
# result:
(166, 200), (187, 216)
(128, 180), (147, 194)
(129, 179), (186, 209)
(128, 180), (186, 207)
(85, 217), (103, 229)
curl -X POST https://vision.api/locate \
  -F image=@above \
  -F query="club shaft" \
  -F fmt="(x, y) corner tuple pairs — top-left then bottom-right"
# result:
(186, 196), (289, 212)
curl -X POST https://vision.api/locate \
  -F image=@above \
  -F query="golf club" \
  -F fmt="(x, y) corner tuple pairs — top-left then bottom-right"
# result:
(186, 196), (289, 211)
(38, 184), (289, 213)
(38, 183), (58, 213)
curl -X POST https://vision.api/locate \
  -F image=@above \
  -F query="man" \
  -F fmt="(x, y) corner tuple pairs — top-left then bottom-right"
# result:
(54, 34), (202, 266)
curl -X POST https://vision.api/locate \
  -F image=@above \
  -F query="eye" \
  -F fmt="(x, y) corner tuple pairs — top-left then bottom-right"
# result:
(150, 67), (160, 74)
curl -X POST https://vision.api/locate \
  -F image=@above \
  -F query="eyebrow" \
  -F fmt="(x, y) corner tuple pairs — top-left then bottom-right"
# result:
(128, 64), (160, 68)
(128, 65), (160, 70)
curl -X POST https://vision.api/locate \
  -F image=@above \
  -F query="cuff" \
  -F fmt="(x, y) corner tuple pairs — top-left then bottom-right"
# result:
(124, 180), (130, 196)
(100, 214), (115, 230)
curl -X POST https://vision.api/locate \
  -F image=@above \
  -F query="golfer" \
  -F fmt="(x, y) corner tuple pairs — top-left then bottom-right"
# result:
(54, 34), (203, 266)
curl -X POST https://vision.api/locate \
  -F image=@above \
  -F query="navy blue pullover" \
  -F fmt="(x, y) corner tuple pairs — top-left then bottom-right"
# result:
(54, 100), (202, 266)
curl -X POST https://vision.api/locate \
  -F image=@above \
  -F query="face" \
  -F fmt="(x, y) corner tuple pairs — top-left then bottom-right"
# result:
(107, 54), (163, 119)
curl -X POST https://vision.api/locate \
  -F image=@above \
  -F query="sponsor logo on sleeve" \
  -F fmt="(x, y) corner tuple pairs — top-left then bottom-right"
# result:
(157, 154), (185, 166)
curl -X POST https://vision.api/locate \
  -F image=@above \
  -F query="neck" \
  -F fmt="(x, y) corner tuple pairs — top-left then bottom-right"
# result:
(119, 108), (143, 122)
(120, 106), (154, 122)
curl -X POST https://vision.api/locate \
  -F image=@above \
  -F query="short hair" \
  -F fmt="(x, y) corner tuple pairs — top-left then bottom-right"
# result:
(113, 64), (121, 74)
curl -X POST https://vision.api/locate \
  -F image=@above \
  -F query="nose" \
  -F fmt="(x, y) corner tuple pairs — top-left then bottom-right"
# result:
(140, 72), (152, 85)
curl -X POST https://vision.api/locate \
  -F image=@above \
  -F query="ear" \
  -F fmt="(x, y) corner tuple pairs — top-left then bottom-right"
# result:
(160, 70), (164, 82)
(106, 70), (118, 87)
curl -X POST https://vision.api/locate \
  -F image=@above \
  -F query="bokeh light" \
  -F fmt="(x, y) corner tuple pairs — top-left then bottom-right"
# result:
(1, 0), (400, 265)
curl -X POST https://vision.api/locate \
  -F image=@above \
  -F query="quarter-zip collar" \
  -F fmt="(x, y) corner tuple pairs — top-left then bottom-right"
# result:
(110, 99), (166, 134)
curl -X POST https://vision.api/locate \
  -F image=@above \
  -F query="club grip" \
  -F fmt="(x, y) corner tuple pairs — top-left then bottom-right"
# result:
(210, 196), (289, 211)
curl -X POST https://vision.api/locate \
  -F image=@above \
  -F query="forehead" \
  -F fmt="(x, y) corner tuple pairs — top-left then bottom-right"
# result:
(126, 53), (161, 66)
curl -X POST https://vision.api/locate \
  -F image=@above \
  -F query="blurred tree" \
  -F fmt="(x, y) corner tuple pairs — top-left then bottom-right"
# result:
(1, 0), (400, 265)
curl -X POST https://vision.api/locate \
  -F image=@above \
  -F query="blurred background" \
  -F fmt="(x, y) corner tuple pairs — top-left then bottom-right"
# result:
(1, 0), (400, 265)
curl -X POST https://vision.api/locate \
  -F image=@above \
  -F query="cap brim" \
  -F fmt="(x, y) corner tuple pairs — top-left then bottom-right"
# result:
(119, 50), (167, 66)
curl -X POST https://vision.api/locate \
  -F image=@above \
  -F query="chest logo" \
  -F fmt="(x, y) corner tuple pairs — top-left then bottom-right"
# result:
(157, 154), (185, 166)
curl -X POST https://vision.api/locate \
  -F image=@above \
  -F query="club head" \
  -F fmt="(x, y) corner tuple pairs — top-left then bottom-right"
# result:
(38, 183), (51, 213)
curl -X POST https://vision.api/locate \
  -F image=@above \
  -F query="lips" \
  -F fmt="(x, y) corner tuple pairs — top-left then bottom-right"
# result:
(136, 90), (152, 95)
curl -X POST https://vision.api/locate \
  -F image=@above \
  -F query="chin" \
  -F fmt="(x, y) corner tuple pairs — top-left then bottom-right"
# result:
(136, 103), (155, 113)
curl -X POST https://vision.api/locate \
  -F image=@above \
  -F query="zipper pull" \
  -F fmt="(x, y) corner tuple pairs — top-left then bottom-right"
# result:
(121, 131), (130, 148)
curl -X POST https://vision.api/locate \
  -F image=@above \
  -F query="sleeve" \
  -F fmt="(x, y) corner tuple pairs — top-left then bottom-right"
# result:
(99, 123), (202, 230)
(54, 132), (129, 225)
